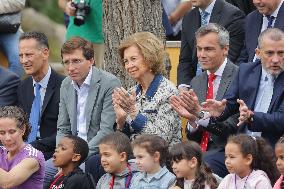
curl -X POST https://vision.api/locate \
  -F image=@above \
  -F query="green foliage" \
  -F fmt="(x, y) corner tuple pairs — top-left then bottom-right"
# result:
(26, 0), (64, 24)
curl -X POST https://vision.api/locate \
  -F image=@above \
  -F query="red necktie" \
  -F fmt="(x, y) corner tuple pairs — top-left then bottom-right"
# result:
(200, 73), (216, 152)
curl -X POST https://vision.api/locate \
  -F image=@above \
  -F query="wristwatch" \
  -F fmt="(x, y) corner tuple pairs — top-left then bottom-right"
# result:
(197, 111), (205, 119)
(197, 111), (210, 120)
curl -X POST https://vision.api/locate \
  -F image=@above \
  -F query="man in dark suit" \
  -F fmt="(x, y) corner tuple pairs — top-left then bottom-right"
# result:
(177, 0), (245, 86)
(0, 66), (20, 106)
(226, 0), (255, 15)
(202, 28), (284, 146)
(238, 0), (284, 63)
(171, 24), (239, 177)
(17, 32), (65, 160)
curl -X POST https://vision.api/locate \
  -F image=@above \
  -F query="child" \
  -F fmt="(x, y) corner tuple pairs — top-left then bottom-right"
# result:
(169, 141), (218, 189)
(96, 132), (138, 189)
(218, 134), (279, 189)
(130, 134), (176, 188)
(50, 135), (95, 189)
(274, 136), (284, 189)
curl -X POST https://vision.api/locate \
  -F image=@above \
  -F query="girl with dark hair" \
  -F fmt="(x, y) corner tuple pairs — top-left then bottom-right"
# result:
(273, 135), (284, 189)
(218, 134), (279, 189)
(169, 141), (218, 189)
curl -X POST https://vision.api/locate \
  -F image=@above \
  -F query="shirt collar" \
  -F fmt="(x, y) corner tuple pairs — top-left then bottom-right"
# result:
(135, 74), (163, 100)
(263, 0), (284, 17)
(199, 0), (216, 15)
(206, 58), (227, 77)
(72, 67), (92, 89)
(141, 166), (168, 181)
(32, 66), (51, 88)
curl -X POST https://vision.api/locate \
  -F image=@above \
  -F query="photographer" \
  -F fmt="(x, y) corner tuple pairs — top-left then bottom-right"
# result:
(58, 0), (104, 68)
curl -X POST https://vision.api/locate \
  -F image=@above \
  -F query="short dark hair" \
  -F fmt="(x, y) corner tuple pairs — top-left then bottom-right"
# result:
(61, 37), (94, 60)
(132, 134), (169, 165)
(19, 31), (49, 49)
(64, 135), (89, 165)
(0, 106), (31, 141)
(99, 132), (132, 160)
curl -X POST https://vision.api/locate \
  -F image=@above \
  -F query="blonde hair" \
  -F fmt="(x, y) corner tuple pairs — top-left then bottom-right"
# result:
(118, 32), (166, 74)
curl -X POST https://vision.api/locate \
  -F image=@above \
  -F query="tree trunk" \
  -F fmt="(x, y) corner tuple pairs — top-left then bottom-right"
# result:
(103, 0), (165, 89)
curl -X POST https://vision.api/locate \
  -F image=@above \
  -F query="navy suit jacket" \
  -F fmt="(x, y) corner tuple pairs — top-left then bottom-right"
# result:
(0, 66), (20, 106)
(219, 61), (284, 146)
(238, 2), (284, 63)
(177, 0), (245, 85)
(17, 69), (65, 160)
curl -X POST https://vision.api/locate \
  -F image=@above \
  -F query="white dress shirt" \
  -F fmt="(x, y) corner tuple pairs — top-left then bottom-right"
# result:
(72, 68), (92, 141)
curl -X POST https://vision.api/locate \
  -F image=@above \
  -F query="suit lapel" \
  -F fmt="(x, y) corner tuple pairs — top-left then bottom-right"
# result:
(85, 67), (100, 132)
(250, 11), (263, 60)
(268, 72), (284, 112)
(246, 64), (262, 110)
(41, 70), (56, 116)
(275, 2), (284, 29)
(197, 73), (208, 103)
(68, 83), (77, 136)
(209, 0), (223, 23)
(216, 61), (234, 100)
(26, 77), (35, 114)
(192, 9), (201, 58)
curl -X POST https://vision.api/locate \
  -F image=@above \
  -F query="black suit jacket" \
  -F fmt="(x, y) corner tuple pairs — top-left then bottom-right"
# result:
(187, 60), (239, 150)
(225, 0), (255, 15)
(17, 69), (65, 160)
(237, 2), (284, 63)
(177, 0), (245, 85)
(0, 66), (20, 106)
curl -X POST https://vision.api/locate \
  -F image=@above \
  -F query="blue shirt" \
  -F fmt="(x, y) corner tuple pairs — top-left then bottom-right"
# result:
(130, 166), (176, 189)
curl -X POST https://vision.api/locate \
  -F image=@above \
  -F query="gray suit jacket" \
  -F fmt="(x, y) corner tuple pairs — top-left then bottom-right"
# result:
(56, 67), (121, 155)
(188, 60), (239, 150)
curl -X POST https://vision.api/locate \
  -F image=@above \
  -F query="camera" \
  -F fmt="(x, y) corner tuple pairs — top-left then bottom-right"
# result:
(71, 0), (90, 26)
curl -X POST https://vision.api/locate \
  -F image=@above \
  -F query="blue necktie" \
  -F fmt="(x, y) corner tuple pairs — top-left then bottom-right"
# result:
(28, 83), (41, 143)
(200, 11), (209, 26)
(196, 11), (210, 76)
(267, 15), (275, 28)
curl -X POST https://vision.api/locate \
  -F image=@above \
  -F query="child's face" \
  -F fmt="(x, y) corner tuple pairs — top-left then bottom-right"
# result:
(171, 159), (196, 179)
(133, 146), (159, 174)
(53, 137), (78, 168)
(225, 142), (252, 178)
(99, 143), (127, 174)
(275, 143), (284, 175)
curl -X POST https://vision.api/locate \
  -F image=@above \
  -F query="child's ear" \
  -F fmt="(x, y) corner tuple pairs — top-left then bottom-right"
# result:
(245, 154), (253, 166)
(188, 157), (198, 168)
(120, 152), (128, 162)
(153, 151), (161, 163)
(72, 153), (82, 163)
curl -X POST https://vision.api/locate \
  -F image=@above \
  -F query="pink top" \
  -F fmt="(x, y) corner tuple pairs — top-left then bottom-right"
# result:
(217, 170), (272, 189)
(273, 175), (283, 189)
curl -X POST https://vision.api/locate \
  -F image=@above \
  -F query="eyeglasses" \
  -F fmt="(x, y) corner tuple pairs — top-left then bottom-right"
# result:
(61, 58), (85, 67)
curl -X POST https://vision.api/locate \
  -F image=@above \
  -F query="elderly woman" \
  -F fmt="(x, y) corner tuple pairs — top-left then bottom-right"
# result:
(0, 106), (45, 189)
(112, 32), (181, 146)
